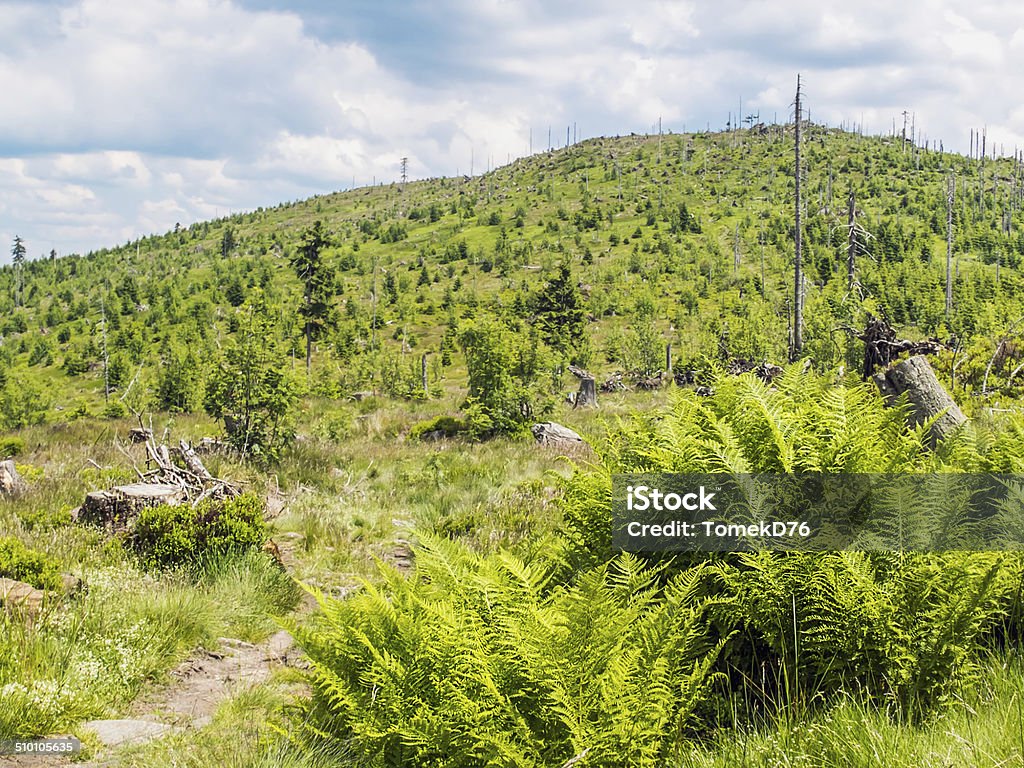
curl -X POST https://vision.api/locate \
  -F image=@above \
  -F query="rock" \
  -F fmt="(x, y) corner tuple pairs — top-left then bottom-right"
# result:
(60, 572), (84, 595)
(263, 630), (296, 662)
(81, 719), (176, 748)
(0, 578), (45, 619)
(531, 422), (585, 449)
(217, 637), (256, 650)
(78, 483), (186, 531)
(0, 459), (27, 495)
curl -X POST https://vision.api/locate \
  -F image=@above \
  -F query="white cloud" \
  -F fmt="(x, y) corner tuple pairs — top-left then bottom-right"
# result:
(3, 0), (1024, 259)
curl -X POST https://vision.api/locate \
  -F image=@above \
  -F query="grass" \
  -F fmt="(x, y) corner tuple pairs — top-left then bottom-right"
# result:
(678, 656), (1024, 767)
(4, 383), (1024, 764)
(0, 547), (300, 739)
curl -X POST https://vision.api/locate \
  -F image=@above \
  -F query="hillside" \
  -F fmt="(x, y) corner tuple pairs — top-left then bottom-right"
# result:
(2, 124), (1024, 431)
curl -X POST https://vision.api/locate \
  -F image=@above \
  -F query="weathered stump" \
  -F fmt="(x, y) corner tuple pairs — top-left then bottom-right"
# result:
(873, 355), (967, 447)
(77, 483), (186, 531)
(0, 459), (27, 495)
(574, 376), (598, 408)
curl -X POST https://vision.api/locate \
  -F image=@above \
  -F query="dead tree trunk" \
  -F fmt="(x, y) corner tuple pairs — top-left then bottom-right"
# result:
(792, 74), (804, 359)
(873, 355), (967, 447)
(946, 174), (954, 320)
(847, 189), (856, 291)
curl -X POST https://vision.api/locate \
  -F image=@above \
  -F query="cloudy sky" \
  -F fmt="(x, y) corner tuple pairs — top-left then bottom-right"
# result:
(2, 0), (1023, 261)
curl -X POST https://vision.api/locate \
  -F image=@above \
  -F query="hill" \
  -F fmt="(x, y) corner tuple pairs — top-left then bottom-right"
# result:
(2, 123), (1023, 433)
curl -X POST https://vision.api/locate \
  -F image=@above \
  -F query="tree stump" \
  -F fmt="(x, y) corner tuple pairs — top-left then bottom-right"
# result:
(0, 460), (26, 495)
(873, 355), (967, 447)
(77, 483), (186, 531)
(574, 376), (598, 408)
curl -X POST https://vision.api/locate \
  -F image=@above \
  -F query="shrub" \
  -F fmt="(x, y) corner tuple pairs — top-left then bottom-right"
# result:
(0, 537), (62, 591)
(204, 308), (301, 461)
(408, 415), (467, 441)
(0, 436), (24, 458)
(458, 316), (555, 439)
(127, 493), (269, 570)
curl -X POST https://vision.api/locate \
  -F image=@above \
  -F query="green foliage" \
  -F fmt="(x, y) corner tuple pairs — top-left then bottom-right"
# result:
(204, 306), (301, 460)
(290, 220), (337, 370)
(533, 261), (588, 365)
(295, 538), (726, 768)
(0, 375), (49, 430)
(127, 493), (269, 570)
(408, 414), (467, 441)
(0, 536), (62, 591)
(458, 317), (554, 438)
(713, 551), (1021, 722)
(155, 344), (203, 412)
(0, 436), (24, 457)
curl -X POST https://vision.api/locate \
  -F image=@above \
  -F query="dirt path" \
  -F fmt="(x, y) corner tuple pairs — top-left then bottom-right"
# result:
(125, 629), (302, 729)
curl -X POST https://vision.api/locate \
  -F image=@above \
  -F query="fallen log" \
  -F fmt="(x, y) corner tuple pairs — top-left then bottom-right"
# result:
(873, 355), (967, 447)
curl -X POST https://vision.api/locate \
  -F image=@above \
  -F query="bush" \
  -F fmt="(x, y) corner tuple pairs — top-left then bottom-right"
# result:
(458, 317), (555, 439)
(408, 415), (467, 441)
(0, 437), (24, 458)
(0, 537), (62, 591)
(204, 308), (301, 461)
(127, 494), (269, 570)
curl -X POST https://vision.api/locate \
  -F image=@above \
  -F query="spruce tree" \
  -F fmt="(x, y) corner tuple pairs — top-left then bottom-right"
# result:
(533, 261), (587, 364)
(289, 220), (336, 373)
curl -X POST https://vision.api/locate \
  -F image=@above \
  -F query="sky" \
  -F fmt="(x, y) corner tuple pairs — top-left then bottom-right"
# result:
(2, 0), (1024, 262)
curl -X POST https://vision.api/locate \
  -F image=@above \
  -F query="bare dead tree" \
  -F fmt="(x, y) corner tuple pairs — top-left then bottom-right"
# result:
(733, 222), (741, 273)
(946, 174), (955, 321)
(792, 74), (804, 359)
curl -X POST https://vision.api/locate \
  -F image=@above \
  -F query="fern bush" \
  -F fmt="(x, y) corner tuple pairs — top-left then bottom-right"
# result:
(294, 537), (727, 768)
(559, 366), (1024, 722)
(712, 551), (1022, 722)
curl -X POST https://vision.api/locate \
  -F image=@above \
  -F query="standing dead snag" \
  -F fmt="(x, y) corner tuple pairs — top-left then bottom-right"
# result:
(873, 356), (967, 447)
(792, 73), (804, 359)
